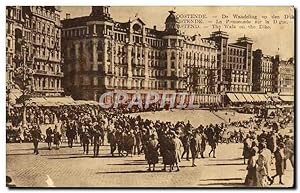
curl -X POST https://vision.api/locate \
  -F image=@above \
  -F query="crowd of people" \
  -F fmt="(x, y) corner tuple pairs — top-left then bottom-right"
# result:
(243, 125), (294, 187)
(6, 103), (294, 186)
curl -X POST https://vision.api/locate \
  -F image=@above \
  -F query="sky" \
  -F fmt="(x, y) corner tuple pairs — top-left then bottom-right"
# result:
(60, 6), (294, 60)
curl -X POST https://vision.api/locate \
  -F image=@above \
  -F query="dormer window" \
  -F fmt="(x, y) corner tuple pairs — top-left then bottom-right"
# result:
(133, 24), (141, 33)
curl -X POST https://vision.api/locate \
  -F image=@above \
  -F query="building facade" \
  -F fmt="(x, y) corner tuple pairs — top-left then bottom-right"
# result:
(6, 6), (64, 97)
(252, 49), (273, 93)
(207, 31), (253, 93)
(62, 7), (219, 103)
(272, 56), (294, 95)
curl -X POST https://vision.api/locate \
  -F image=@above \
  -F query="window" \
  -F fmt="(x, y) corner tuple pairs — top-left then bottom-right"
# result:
(7, 39), (11, 48)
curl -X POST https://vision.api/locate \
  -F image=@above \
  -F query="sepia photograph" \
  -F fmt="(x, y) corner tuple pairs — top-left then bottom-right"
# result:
(5, 5), (295, 188)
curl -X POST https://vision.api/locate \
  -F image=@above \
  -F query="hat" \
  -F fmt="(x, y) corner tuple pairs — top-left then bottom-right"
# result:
(279, 142), (285, 148)
(252, 147), (259, 154)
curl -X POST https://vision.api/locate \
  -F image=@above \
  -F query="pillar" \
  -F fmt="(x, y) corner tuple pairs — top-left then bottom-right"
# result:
(127, 44), (133, 88)
(144, 46), (149, 89)
(104, 38), (109, 73)
(92, 39), (98, 71)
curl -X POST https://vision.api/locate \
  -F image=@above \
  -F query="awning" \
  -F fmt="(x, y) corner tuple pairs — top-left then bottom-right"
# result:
(226, 93), (239, 103)
(257, 94), (265, 102)
(250, 94), (261, 102)
(279, 95), (294, 102)
(242, 94), (254, 102)
(45, 97), (75, 106)
(259, 94), (269, 102)
(234, 93), (247, 102)
(28, 97), (48, 106)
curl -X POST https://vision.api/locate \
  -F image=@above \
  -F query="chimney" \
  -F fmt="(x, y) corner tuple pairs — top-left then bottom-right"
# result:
(153, 25), (156, 30)
(66, 13), (70, 19)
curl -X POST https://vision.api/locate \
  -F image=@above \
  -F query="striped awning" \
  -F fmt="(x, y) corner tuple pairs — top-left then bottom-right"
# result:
(226, 93), (239, 103)
(234, 93), (247, 102)
(250, 94), (261, 102)
(243, 94), (254, 102)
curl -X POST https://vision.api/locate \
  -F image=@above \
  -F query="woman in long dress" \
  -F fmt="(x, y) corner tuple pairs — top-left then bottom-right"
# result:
(162, 134), (176, 172)
(145, 134), (159, 172)
(271, 143), (285, 185)
(245, 147), (259, 186)
(256, 142), (271, 187)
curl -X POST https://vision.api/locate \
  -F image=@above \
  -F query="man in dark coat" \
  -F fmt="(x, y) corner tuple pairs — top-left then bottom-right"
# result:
(271, 143), (286, 185)
(108, 130), (117, 157)
(45, 127), (53, 150)
(93, 129), (102, 157)
(82, 128), (90, 155)
(134, 127), (142, 155)
(31, 126), (41, 155)
(181, 131), (192, 161)
(206, 124), (217, 158)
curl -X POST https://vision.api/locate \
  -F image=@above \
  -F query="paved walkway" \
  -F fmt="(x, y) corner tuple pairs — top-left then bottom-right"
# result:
(7, 142), (294, 187)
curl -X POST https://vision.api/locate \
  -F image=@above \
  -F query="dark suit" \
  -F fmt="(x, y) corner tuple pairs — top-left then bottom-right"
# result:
(31, 129), (41, 154)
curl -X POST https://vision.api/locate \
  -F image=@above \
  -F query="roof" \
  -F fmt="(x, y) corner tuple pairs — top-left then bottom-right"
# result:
(62, 16), (91, 28)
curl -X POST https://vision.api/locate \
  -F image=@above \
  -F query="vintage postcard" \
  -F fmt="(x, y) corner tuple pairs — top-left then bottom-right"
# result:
(6, 6), (294, 188)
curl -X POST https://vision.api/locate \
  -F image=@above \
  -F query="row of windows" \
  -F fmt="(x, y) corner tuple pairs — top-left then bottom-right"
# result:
(260, 81), (272, 86)
(225, 63), (247, 70)
(32, 33), (59, 47)
(185, 44), (216, 53)
(228, 48), (244, 56)
(32, 17), (59, 37)
(115, 32), (127, 42)
(63, 28), (87, 38)
(145, 38), (164, 47)
(228, 56), (244, 63)
(231, 76), (248, 83)
(32, 62), (61, 73)
(32, 6), (59, 22)
(104, 78), (180, 90)
(6, 7), (22, 21)
(32, 47), (60, 60)
(230, 85), (250, 92)
(185, 52), (216, 61)
(34, 78), (61, 90)
(261, 67), (273, 73)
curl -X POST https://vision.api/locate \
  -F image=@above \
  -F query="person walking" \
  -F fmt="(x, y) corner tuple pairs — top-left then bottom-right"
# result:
(245, 147), (259, 186)
(284, 135), (294, 169)
(199, 127), (207, 158)
(145, 134), (159, 172)
(45, 127), (53, 150)
(181, 130), (192, 161)
(243, 134), (252, 164)
(82, 127), (90, 155)
(172, 131), (183, 172)
(190, 131), (201, 167)
(108, 130), (117, 157)
(270, 143), (286, 185)
(93, 129), (102, 157)
(53, 129), (62, 150)
(31, 126), (41, 155)
(256, 142), (272, 187)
